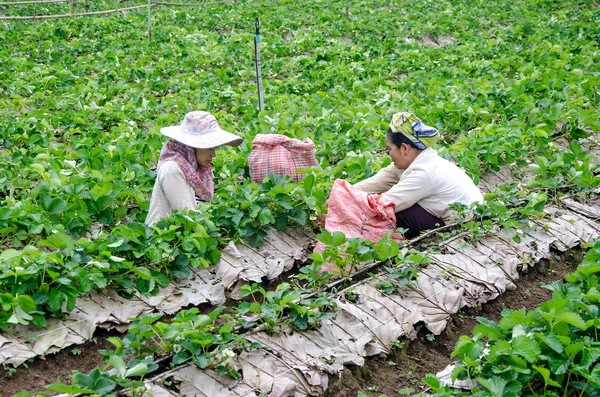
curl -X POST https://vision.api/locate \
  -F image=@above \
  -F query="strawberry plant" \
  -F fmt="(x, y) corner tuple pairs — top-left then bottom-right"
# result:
(238, 282), (335, 333)
(414, 239), (600, 397)
(0, 210), (222, 329)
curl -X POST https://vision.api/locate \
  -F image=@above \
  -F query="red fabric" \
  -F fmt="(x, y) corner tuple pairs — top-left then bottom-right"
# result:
(248, 134), (318, 183)
(315, 179), (404, 274)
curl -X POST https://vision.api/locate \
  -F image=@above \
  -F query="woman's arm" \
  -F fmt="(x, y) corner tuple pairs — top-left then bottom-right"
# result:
(381, 168), (433, 212)
(158, 161), (197, 211)
(353, 164), (402, 194)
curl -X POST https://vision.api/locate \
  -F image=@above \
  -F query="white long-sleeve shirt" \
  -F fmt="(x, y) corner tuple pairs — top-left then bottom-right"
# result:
(145, 161), (197, 225)
(353, 148), (483, 222)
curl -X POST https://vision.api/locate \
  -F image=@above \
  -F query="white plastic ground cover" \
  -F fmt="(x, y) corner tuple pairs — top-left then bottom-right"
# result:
(560, 195), (600, 221)
(139, 198), (600, 396)
(143, 198), (600, 397)
(436, 196), (600, 390)
(477, 165), (536, 194)
(0, 228), (314, 367)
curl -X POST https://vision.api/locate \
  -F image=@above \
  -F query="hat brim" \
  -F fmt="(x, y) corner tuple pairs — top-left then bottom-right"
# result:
(160, 126), (243, 149)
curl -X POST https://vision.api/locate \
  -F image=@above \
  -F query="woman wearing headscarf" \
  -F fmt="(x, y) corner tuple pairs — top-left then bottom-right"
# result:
(353, 112), (483, 239)
(145, 111), (243, 225)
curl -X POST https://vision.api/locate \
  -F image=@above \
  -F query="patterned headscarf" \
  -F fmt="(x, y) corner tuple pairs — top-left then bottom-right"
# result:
(158, 139), (214, 202)
(389, 112), (440, 150)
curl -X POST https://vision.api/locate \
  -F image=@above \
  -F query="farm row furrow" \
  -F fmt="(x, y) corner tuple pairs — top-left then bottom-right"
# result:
(136, 194), (600, 396)
(1, 141), (595, 370)
(0, 228), (314, 367)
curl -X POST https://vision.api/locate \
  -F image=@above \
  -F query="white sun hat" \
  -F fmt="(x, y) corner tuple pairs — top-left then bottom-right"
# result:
(160, 111), (243, 149)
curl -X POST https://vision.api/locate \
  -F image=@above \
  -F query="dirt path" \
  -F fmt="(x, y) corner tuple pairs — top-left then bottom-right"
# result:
(0, 330), (116, 397)
(325, 247), (585, 397)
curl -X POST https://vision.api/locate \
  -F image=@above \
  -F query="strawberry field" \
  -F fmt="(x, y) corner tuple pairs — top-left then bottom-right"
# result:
(1, 0), (600, 396)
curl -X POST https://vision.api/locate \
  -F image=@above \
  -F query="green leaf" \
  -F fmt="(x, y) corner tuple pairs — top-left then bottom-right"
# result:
(193, 354), (211, 369)
(18, 295), (37, 312)
(303, 172), (315, 194)
(172, 350), (191, 365)
(11, 391), (34, 397)
(476, 376), (507, 396)
(512, 335), (540, 363)
(47, 289), (64, 312)
(289, 209), (307, 225)
(47, 381), (90, 395)
(125, 362), (149, 378)
(74, 368), (116, 395)
(316, 231), (332, 245)
(134, 266), (152, 280)
(533, 364), (561, 388)
(498, 309), (526, 330)
(275, 212), (288, 231)
(554, 311), (587, 330)
(8, 306), (33, 325)
(109, 355), (127, 377)
(258, 208), (275, 225)
(0, 249), (21, 261)
(535, 331), (564, 354)
(331, 231), (346, 247)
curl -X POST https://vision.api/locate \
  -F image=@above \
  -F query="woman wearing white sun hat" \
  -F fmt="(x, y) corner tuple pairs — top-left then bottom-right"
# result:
(145, 111), (243, 225)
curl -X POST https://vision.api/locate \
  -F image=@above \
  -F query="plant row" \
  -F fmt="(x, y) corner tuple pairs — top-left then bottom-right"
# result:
(10, 233), (420, 397)
(0, 173), (326, 331)
(384, 238), (600, 397)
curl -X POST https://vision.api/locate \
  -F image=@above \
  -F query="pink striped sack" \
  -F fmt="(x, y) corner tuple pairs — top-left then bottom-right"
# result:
(248, 134), (318, 183)
(315, 179), (404, 274)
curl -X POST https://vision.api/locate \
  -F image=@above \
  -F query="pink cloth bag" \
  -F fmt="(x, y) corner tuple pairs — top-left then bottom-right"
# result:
(315, 179), (404, 274)
(248, 134), (318, 183)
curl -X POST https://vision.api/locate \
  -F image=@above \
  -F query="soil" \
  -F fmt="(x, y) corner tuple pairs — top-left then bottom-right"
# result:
(325, 247), (585, 397)
(0, 329), (118, 397)
(0, 248), (585, 397)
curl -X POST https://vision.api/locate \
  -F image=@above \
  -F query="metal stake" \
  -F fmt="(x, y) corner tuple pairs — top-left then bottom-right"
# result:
(254, 17), (264, 112)
(147, 0), (152, 41)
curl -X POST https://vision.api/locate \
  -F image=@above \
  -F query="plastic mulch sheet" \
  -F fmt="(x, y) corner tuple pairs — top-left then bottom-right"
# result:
(141, 195), (600, 396)
(0, 228), (314, 367)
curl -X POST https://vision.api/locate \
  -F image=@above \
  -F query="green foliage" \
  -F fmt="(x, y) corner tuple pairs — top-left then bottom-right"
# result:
(1, 0), (600, 393)
(238, 282), (336, 333)
(1, 0), (598, 332)
(210, 174), (322, 247)
(0, 211), (221, 329)
(412, 239), (600, 397)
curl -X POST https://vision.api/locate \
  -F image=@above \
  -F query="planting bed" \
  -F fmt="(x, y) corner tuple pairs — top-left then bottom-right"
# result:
(326, 247), (586, 396)
(0, 0), (599, 396)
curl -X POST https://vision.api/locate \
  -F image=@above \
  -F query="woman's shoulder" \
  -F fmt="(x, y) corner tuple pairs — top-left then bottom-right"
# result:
(157, 160), (185, 178)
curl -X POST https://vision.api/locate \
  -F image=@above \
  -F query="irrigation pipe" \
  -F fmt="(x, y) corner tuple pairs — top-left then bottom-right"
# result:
(0, 0), (233, 20)
(0, 0), (66, 5)
(254, 17), (264, 111)
(154, 0), (231, 6)
(0, 3), (148, 19)
(146, 0), (151, 40)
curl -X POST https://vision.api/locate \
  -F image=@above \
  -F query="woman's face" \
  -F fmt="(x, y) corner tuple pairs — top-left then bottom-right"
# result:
(195, 147), (217, 167)
(386, 135), (406, 168)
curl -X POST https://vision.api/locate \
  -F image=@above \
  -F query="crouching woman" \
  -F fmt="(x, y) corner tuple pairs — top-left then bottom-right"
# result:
(353, 112), (483, 239)
(145, 111), (243, 225)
